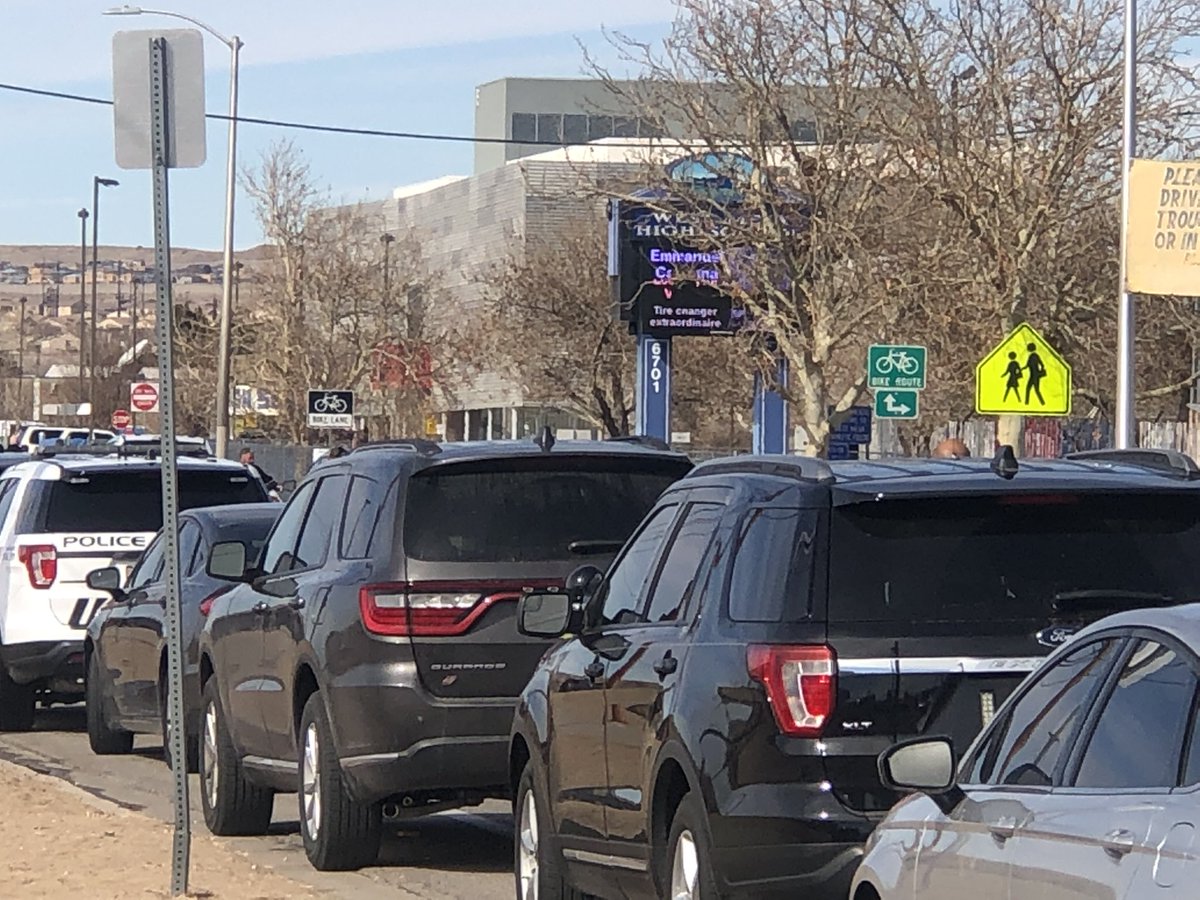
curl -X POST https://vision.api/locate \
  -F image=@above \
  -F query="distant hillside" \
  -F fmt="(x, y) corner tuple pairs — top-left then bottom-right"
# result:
(0, 244), (274, 267)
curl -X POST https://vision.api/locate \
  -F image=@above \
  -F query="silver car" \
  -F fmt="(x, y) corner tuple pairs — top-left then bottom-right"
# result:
(852, 604), (1200, 900)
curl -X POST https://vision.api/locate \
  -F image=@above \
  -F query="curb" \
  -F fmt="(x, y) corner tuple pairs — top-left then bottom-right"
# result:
(0, 755), (131, 818)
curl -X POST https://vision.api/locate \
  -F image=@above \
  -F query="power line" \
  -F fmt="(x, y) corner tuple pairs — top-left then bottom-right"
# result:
(0, 80), (657, 148)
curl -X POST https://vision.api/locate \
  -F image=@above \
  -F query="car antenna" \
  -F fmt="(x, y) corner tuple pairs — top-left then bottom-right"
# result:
(991, 444), (1019, 480)
(535, 425), (556, 452)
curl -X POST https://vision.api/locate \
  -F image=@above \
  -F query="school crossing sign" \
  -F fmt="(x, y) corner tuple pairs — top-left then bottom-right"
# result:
(975, 323), (1072, 416)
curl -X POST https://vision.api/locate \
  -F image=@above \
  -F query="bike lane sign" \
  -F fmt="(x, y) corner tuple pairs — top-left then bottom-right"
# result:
(867, 345), (927, 390)
(307, 389), (355, 428)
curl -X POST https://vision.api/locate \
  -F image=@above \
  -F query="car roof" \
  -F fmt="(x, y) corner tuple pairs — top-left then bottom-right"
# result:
(684, 453), (1200, 495)
(1073, 603), (1200, 649)
(0, 454), (252, 481)
(344, 438), (691, 471)
(182, 503), (281, 529)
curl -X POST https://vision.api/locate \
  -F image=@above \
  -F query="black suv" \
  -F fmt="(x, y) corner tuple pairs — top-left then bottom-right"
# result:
(195, 437), (691, 870)
(509, 449), (1200, 899)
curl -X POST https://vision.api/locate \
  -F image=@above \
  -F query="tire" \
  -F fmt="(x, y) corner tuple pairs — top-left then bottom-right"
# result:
(85, 652), (132, 752)
(298, 693), (382, 871)
(0, 661), (35, 733)
(662, 793), (719, 900)
(514, 761), (586, 900)
(198, 677), (273, 836)
(160, 683), (199, 773)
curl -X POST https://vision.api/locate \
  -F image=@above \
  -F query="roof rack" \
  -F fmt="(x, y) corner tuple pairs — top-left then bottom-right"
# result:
(606, 435), (676, 452)
(350, 438), (442, 456)
(1065, 448), (1200, 480)
(686, 454), (835, 484)
(34, 441), (212, 461)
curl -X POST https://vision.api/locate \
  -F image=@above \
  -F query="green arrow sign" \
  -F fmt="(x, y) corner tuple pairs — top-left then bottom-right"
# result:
(874, 389), (919, 419)
(868, 344), (927, 390)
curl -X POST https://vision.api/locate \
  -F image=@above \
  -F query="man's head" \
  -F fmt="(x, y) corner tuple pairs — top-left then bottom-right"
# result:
(932, 437), (970, 459)
(239, 448), (255, 464)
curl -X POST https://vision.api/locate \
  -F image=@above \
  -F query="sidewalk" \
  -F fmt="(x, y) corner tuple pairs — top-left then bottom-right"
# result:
(0, 758), (316, 899)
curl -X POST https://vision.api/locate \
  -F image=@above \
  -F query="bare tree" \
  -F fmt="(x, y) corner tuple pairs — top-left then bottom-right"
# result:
(592, 0), (1200, 454)
(239, 142), (453, 442)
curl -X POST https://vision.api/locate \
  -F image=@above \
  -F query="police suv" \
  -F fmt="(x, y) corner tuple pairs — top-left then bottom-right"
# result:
(0, 450), (269, 730)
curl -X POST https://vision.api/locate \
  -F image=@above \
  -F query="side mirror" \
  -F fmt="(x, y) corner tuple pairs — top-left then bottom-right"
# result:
(207, 541), (249, 582)
(517, 591), (573, 638)
(565, 565), (605, 606)
(87, 566), (126, 601)
(879, 736), (958, 794)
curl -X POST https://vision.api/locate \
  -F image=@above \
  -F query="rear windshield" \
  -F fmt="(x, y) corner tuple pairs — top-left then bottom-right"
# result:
(36, 469), (267, 532)
(404, 456), (688, 562)
(828, 492), (1200, 624)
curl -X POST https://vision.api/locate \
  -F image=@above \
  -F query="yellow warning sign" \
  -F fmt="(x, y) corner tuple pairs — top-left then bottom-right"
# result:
(975, 323), (1071, 417)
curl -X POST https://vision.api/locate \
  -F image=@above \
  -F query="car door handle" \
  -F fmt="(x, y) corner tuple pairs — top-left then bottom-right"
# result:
(653, 652), (678, 678)
(584, 660), (605, 681)
(252, 601), (269, 615)
(989, 818), (1017, 842)
(1102, 829), (1135, 859)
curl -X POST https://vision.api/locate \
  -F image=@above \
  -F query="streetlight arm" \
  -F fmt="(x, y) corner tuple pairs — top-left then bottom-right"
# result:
(103, 5), (239, 48)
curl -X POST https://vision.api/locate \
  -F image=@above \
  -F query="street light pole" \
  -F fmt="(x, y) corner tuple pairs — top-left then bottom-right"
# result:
(77, 208), (89, 415)
(91, 176), (119, 439)
(103, 6), (241, 457)
(17, 297), (27, 420)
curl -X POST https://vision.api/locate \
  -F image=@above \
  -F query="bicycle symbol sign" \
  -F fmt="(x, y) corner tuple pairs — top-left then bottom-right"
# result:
(867, 345), (927, 390)
(307, 389), (355, 428)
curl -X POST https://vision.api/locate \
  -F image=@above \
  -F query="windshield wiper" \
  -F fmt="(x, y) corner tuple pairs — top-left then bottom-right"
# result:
(1053, 590), (1176, 613)
(568, 539), (625, 556)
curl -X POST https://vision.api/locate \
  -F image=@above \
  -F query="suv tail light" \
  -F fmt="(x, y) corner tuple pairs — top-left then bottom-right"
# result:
(747, 644), (836, 737)
(359, 583), (488, 636)
(198, 585), (233, 617)
(18, 545), (57, 590)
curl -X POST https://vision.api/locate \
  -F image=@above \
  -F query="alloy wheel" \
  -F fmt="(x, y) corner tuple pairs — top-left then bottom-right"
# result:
(517, 789), (539, 900)
(201, 701), (219, 810)
(670, 829), (699, 900)
(302, 722), (322, 841)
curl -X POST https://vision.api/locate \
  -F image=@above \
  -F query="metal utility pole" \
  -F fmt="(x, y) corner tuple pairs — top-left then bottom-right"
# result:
(77, 208), (89, 414)
(381, 233), (395, 297)
(1115, 0), (1138, 448)
(91, 176), (120, 439)
(104, 5), (241, 459)
(17, 297), (27, 420)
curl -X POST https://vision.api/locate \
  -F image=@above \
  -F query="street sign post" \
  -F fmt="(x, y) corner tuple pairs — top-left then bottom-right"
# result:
(867, 344), (927, 390)
(975, 323), (1072, 417)
(130, 381), (160, 413)
(874, 390), (919, 419)
(111, 409), (132, 431)
(307, 390), (354, 429)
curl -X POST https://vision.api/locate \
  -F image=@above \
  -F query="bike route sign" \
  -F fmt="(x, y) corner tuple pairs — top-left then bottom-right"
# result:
(867, 344), (927, 390)
(307, 389), (355, 429)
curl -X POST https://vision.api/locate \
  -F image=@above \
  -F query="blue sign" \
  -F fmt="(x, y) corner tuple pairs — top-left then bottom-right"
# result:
(666, 152), (756, 204)
(752, 358), (790, 454)
(636, 335), (671, 441)
(828, 405), (872, 459)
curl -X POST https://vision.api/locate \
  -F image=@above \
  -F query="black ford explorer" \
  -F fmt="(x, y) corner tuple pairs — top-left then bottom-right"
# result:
(509, 448), (1200, 899)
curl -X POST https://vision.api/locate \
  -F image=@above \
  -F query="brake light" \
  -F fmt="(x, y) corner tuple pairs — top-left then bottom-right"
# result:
(18, 545), (57, 589)
(359, 584), (487, 636)
(198, 585), (233, 617)
(747, 644), (836, 737)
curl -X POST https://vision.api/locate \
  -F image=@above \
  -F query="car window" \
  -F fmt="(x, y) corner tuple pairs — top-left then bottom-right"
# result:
(128, 534), (166, 590)
(403, 457), (687, 562)
(340, 475), (381, 559)
(0, 480), (19, 529)
(293, 474), (348, 570)
(593, 504), (678, 628)
(971, 639), (1119, 787)
(1073, 640), (1198, 789)
(727, 508), (818, 622)
(260, 480), (317, 575)
(642, 503), (724, 624)
(178, 521), (202, 578)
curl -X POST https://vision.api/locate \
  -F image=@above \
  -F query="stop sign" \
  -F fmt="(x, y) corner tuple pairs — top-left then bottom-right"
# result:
(130, 382), (159, 413)
(111, 409), (132, 430)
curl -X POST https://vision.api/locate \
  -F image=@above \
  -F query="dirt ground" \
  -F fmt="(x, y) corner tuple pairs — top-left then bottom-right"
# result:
(0, 760), (316, 899)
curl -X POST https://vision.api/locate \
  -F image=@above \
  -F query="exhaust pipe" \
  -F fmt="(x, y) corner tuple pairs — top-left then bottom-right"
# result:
(382, 802), (401, 820)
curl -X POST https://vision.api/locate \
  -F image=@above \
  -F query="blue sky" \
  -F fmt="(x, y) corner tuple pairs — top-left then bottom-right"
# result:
(0, 1), (674, 250)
